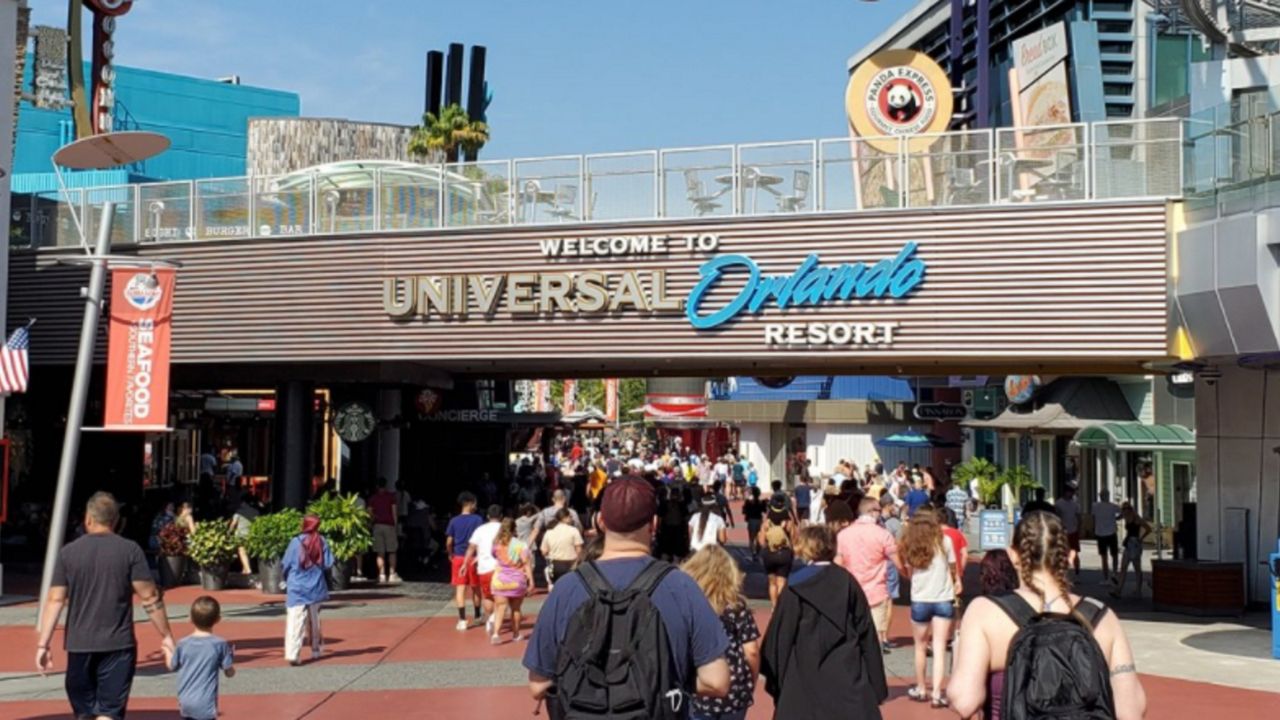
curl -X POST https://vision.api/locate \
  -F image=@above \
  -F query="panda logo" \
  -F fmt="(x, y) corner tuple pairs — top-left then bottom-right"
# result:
(882, 80), (922, 124)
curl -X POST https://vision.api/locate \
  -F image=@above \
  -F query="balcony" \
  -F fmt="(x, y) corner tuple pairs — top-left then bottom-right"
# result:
(10, 118), (1184, 249)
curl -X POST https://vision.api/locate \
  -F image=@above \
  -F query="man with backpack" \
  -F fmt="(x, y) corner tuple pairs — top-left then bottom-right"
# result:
(524, 476), (731, 718)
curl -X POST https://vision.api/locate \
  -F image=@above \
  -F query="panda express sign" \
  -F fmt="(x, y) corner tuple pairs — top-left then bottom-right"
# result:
(383, 234), (926, 349)
(846, 49), (954, 153)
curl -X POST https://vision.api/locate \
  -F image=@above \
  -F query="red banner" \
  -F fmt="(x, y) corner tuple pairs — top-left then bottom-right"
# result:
(104, 268), (174, 431)
(534, 380), (549, 412)
(604, 378), (619, 422)
(562, 379), (576, 414)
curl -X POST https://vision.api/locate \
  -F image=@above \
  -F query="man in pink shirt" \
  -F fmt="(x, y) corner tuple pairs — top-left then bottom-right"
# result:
(836, 496), (901, 652)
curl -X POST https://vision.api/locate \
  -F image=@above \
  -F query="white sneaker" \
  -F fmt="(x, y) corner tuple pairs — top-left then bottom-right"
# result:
(455, 619), (468, 632)
(485, 614), (495, 635)
(388, 573), (403, 584)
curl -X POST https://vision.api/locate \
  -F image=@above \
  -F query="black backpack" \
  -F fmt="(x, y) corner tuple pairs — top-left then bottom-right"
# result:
(992, 594), (1116, 720)
(551, 560), (682, 720)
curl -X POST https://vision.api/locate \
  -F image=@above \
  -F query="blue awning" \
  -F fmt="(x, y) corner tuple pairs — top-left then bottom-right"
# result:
(717, 376), (916, 402)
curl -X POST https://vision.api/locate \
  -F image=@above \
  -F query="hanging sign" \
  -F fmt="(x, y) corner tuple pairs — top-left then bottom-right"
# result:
(104, 268), (174, 431)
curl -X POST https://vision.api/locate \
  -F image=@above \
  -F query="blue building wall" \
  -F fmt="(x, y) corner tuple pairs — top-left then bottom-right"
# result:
(16, 58), (299, 188)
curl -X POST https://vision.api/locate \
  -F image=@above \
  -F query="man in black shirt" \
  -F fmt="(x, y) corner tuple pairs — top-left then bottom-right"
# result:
(37, 492), (176, 720)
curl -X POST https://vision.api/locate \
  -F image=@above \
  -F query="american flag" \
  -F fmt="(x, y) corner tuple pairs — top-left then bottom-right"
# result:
(0, 323), (31, 395)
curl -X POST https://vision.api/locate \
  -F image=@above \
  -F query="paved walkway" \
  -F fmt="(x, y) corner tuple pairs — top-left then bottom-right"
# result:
(1, 509), (1276, 719)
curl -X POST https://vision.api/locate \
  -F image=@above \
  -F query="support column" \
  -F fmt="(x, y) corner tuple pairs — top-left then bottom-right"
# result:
(274, 381), (315, 509)
(377, 388), (401, 489)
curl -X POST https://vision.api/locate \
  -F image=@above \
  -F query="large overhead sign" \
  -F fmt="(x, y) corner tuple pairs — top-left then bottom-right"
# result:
(383, 234), (927, 349)
(846, 49), (954, 153)
(10, 203), (1174, 373)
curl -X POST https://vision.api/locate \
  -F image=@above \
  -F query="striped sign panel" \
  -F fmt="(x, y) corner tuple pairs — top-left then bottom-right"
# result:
(6, 201), (1171, 374)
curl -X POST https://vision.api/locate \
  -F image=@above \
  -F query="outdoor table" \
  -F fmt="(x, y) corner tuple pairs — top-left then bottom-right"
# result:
(716, 168), (785, 213)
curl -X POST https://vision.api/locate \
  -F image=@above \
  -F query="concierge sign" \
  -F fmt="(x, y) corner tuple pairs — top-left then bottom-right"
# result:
(383, 234), (926, 350)
(104, 268), (174, 431)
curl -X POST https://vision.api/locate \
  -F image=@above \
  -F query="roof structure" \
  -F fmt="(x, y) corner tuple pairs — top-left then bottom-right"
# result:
(962, 377), (1137, 432)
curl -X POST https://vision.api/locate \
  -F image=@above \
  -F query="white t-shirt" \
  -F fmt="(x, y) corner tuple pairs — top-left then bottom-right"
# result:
(688, 512), (726, 551)
(469, 521), (502, 575)
(909, 534), (956, 603)
(1092, 501), (1120, 537)
(969, 478), (981, 501)
(713, 462), (729, 480)
(1055, 497), (1081, 534)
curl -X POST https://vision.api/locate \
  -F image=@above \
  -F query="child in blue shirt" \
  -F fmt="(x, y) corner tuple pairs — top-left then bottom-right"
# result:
(169, 596), (234, 720)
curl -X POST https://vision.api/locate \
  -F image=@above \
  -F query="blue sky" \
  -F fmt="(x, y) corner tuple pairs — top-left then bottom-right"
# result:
(32, 0), (909, 158)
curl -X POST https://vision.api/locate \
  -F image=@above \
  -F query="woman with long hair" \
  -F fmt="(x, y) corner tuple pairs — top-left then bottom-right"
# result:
(950, 511), (1147, 720)
(681, 546), (761, 720)
(758, 495), (796, 608)
(689, 492), (728, 552)
(1111, 503), (1152, 599)
(281, 515), (334, 665)
(898, 506), (958, 707)
(489, 518), (534, 645)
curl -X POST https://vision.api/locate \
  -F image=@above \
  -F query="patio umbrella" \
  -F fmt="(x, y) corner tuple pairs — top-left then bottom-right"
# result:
(874, 429), (960, 449)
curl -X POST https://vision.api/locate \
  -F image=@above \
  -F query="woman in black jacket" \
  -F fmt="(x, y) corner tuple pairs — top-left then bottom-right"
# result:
(761, 525), (888, 720)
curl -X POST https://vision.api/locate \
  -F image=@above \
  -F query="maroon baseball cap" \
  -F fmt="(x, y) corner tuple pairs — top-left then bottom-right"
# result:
(599, 476), (656, 533)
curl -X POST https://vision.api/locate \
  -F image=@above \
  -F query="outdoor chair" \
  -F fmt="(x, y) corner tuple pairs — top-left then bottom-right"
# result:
(684, 168), (724, 216)
(776, 169), (810, 212)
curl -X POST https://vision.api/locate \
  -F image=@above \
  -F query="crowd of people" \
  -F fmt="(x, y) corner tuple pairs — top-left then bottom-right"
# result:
(33, 431), (1151, 720)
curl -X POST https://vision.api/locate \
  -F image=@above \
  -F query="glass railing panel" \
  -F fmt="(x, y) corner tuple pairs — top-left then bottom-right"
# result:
(994, 123), (1088, 203)
(253, 175), (313, 237)
(32, 188), (84, 248)
(379, 166), (442, 230)
(735, 141), (816, 214)
(444, 160), (511, 227)
(315, 169), (376, 234)
(194, 178), (251, 240)
(514, 156), (582, 223)
(584, 151), (657, 221)
(1093, 119), (1182, 199)
(904, 129), (994, 208)
(660, 145), (735, 218)
(139, 181), (193, 242)
(84, 185), (138, 245)
(820, 136), (904, 211)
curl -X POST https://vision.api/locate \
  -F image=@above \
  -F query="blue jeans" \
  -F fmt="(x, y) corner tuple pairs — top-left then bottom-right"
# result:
(910, 601), (956, 623)
(691, 709), (748, 720)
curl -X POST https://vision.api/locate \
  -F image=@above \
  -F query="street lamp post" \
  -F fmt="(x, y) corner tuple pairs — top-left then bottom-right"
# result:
(35, 131), (171, 627)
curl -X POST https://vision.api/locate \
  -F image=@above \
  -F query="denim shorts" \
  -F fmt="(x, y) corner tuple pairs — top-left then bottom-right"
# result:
(910, 601), (956, 623)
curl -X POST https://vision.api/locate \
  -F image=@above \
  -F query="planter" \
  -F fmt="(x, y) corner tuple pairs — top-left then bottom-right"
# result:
(160, 555), (187, 589)
(328, 558), (353, 591)
(199, 563), (229, 591)
(259, 556), (285, 595)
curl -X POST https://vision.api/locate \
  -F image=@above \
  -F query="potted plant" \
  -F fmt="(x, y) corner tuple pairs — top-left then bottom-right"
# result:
(188, 520), (238, 591)
(998, 465), (1041, 506)
(306, 493), (373, 590)
(156, 523), (189, 589)
(245, 508), (303, 595)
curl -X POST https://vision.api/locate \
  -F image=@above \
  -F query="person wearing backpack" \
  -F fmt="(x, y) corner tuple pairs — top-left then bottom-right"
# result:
(757, 496), (796, 608)
(761, 525), (888, 720)
(949, 511), (1147, 720)
(524, 475), (731, 719)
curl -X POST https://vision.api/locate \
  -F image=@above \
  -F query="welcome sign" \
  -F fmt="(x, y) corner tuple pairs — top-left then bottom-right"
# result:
(383, 234), (926, 349)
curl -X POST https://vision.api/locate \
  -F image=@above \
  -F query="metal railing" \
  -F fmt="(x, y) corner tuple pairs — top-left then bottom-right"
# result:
(10, 118), (1184, 249)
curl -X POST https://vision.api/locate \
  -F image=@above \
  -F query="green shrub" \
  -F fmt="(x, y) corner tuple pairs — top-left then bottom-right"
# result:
(245, 508), (304, 560)
(188, 520), (237, 568)
(306, 493), (373, 561)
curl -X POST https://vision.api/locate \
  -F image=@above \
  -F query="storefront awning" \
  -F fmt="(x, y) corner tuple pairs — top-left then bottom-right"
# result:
(962, 377), (1136, 432)
(1073, 423), (1195, 451)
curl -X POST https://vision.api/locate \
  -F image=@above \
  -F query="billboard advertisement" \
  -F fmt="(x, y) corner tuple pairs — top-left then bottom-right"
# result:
(1011, 23), (1074, 158)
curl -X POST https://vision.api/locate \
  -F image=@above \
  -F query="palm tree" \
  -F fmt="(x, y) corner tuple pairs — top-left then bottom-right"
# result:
(408, 103), (490, 163)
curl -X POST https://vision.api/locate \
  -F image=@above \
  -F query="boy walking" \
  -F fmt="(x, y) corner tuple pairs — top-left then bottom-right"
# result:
(169, 596), (235, 720)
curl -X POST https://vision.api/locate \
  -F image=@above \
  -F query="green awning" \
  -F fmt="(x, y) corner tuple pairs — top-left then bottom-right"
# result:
(1072, 423), (1195, 451)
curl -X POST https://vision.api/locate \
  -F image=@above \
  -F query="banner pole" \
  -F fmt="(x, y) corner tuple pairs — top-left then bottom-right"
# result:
(37, 202), (114, 628)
